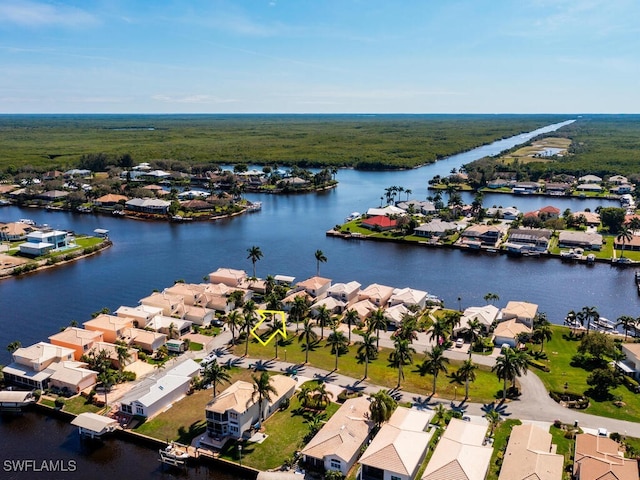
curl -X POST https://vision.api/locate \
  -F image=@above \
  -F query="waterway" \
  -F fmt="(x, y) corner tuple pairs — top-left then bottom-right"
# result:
(1, 118), (637, 477)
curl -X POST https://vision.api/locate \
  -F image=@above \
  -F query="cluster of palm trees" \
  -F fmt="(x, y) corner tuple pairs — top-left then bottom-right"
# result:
(567, 305), (640, 341)
(381, 185), (412, 205)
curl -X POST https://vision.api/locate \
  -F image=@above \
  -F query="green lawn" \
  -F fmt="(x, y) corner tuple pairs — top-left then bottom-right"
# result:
(218, 393), (340, 470)
(63, 395), (103, 415)
(549, 424), (576, 479)
(529, 326), (640, 421)
(235, 333), (504, 403)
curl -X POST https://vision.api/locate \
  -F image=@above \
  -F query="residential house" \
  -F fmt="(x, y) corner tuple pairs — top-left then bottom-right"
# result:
(459, 224), (507, 248)
(384, 304), (410, 328)
(301, 396), (374, 476)
(572, 211), (601, 227)
(413, 219), (458, 238)
(359, 283), (395, 308)
(311, 296), (346, 315)
(485, 207), (521, 221)
(204, 375), (297, 447)
(558, 231), (603, 250)
(487, 178), (509, 188)
(279, 176), (309, 188)
(182, 305), (214, 327)
(543, 183), (571, 195)
(576, 184), (603, 192)
(359, 407), (434, 480)
(139, 292), (185, 317)
(345, 299), (377, 324)
(120, 327), (167, 353)
(327, 281), (362, 306)
(501, 301), (538, 328)
(618, 343), (640, 381)
(297, 276), (332, 299)
(114, 305), (162, 328)
(208, 268), (248, 287)
(366, 206), (405, 217)
(614, 235), (640, 252)
(361, 216), (398, 231)
(49, 327), (104, 361)
(388, 287), (429, 309)
(88, 341), (138, 370)
(538, 205), (561, 218)
(93, 193), (128, 207)
(454, 305), (500, 335)
(611, 184), (633, 194)
(396, 200), (437, 215)
(608, 175), (628, 185)
(37, 190), (69, 202)
(512, 181), (540, 194)
(573, 433), (639, 480)
(83, 314), (134, 343)
(19, 229), (69, 256)
(498, 423), (564, 480)
(578, 174), (602, 184)
(48, 361), (98, 395)
(494, 320), (532, 347)
(505, 228), (552, 253)
(0, 222), (35, 241)
(421, 418), (492, 480)
(119, 359), (200, 419)
(2, 342), (75, 390)
(145, 315), (192, 337)
(124, 198), (171, 214)
(164, 283), (207, 306)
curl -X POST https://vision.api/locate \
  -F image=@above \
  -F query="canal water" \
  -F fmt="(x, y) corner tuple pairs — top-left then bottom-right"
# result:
(1, 118), (636, 478)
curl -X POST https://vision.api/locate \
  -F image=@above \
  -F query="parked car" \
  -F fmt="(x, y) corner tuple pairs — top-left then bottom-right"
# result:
(212, 319), (225, 327)
(455, 338), (464, 348)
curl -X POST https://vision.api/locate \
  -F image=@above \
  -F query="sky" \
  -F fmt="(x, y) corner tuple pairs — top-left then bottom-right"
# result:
(0, 0), (638, 114)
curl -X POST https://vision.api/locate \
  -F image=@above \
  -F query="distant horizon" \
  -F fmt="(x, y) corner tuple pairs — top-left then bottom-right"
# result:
(0, 112), (633, 116)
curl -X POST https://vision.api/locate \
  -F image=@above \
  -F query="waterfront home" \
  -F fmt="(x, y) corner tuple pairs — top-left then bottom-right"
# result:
(498, 423), (563, 480)
(388, 287), (429, 309)
(573, 433), (639, 480)
(512, 181), (540, 194)
(139, 292), (185, 317)
(617, 343), (640, 381)
(504, 228), (552, 253)
(361, 215), (398, 231)
(49, 327), (104, 361)
(485, 206), (521, 221)
(538, 205), (561, 218)
(358, 407), (434, 480)
(18, 229), (69, 256)
(120, 327), (167, 353)
(501, 301), (538, 328)
(311, 296), (346, 315)
(543, 182), (571, 195)
(145, 315), (192, 337)
(558, 231), (603, 250)
(384, 304), (410, 328)
(493, 320), (532, 348)
(608, 175), (629, 185)
(459, 224), (507, 249)
(487, 178), (509, 189)
(164, 283), (207, 306)
(124, 198), (171, 214)
(413, 219), (459, 238)
(279, 176), (310, 187)
(578, 174), (602, 184)
(115, 305), (163, 328)
(575, 184), (603, 192)
(358, 283), (395, 308)
(38, 190), (69, 202)
(421, 418), (492, 480)
(327, 281), (362, 306)
(366, 206), (405, 217)
(204, 375), (296, 448)
(83, 314), (134, 344)
(613, 234), (640, 252)
(454, 305), (500, 335)
(208, 267), (248, 287)
(573, 211), (601, 227)
(611, 184), (633, 195)
(296, 276), (332, 298)
(2, 342), (75, 390)
(48, 361), (98, 395)
(182, 305), (214, 327)
(0, 221), (34, 241)
(301, 396), (374, 476)
(397, 200), (437, 215)
(118, 359), (200, 419)
(346, 299), (378, 323)
(283, 291), (313, 311)
(88, 341), (138, 369)
(93, 193), (129, 207)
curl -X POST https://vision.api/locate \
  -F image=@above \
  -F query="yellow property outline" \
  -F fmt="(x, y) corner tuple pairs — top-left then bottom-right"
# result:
(250, 310), (287, 346)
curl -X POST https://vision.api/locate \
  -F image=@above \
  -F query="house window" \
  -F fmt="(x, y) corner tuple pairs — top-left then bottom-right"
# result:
(230, 426), (238, 433)
(330, 459), (341, 470)
(135, 406), (144, 415)
(229, 412), (238, 420)
(121, 404), (132, 414)
(391, 476), (401, 480)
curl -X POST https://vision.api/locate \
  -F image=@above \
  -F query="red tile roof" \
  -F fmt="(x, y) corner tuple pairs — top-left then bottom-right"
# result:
(362, 216), (398, 229)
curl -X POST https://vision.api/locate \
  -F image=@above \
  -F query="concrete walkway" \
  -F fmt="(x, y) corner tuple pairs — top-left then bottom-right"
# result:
(202, 327), (640, 438)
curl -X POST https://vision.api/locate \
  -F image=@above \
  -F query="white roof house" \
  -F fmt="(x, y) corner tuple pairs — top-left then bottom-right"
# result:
(358, 283), (395, 307)
(359, 407), (434, 480)
(366, 206), (405, 217)
(455, 305), (500, 334)
(384, 304), (410, 328)
(327, 281), (361, 304)
(501, 301), (538, 328)
(388, 287), (429, 309)
(421, 418), (492, 480)
(578, 174), (602, 184)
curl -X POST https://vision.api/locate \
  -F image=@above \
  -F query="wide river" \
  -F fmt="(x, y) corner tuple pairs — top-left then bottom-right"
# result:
(1, 118), (637, 478)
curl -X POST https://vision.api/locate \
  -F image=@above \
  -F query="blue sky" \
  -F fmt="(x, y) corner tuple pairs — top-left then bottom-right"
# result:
(0, 0), (638, 113)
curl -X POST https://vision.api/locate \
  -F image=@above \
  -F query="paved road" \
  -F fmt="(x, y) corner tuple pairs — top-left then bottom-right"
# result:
(202, 327), (640, 437)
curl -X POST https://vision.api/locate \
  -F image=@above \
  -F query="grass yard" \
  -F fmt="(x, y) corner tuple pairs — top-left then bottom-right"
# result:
(218, 394), (340, 470)
(234, 333), (504, 403)
(63, 395), (103, 415)
(529, 326), (640, 422)
(133, 367), (257, 443)
(549, 424), (576, 479)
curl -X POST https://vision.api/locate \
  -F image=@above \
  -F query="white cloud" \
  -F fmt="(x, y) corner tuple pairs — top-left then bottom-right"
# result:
(0, 0), (98, 27)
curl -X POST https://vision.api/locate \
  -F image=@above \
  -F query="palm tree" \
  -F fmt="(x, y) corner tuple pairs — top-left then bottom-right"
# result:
(616, 225), (633, 259)
(368, 308), (388, 350)
(443, 311), (462, 336)
(298, 318), (318, 364)
(457, 359), (477, 400)
(428, 317), (449, 347)
(314, 249), (327, 276)
(388, 338), (415, 388)
(486, 409), (501, 437)
(492, 348), (529, 400)
(266, 321), (284, 358)
(311, 381), (333, 408)
(114, 341), (131, 372)
(432, 403), (448, 426)
(314, 305), (332, 340)
(242, 300), (258, 357)
(289, 295), (310, 332)
(581, 305), (599, 335)
(422, 346), (449, 396)
(252, 372), (277, 422)
(326, 329), (349, 370)
(356, 330), (378, 379)
(483, 292), (500, 304)
(369, 389), (397, 428)
(227, 310), (243, 345)
(463, 319), (483, 359)
(533, 322), (553, 353)
(202, 359), (231, 398)
(264, 275), (276, 295)
(246, 245), (263, 277)
(6, 340), (21, 353)
(344, 309), (359, 344)
(617, 315), (637, 341)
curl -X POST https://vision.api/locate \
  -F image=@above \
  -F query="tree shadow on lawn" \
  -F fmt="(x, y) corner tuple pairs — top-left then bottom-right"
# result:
(176, 420), (207, 444)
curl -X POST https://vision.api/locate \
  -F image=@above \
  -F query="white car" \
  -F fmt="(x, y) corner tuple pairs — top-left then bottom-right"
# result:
(455, 338), (464, 348)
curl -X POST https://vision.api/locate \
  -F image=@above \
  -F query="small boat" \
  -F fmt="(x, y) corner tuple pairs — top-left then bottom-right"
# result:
(246, 201), (262, 212)
(586, 254), (596, 264)
(595, 317), (616, 331)
(18, 218), (35, 225)
(159, 442), (190, 466)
